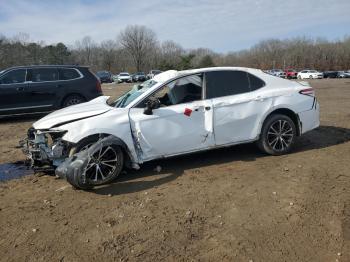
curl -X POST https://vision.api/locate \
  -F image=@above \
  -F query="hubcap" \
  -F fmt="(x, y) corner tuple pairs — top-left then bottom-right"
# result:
(85, 146), (120, 184)
(267, 120), (294, 152)
(66, 98), (81, 106)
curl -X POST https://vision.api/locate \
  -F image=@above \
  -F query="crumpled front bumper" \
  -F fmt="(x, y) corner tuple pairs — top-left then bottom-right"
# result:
(19, 128), (69, 172)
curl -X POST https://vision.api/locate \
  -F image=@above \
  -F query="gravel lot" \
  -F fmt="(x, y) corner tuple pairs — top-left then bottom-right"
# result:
(0, 79), (350, 261)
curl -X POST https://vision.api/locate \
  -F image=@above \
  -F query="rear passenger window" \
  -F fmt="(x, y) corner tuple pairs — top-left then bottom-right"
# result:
(248, 73), (265, 91)
(60, 68), (80, 80)
(205, 71), (250, 99)
(31, 68), (58, 82)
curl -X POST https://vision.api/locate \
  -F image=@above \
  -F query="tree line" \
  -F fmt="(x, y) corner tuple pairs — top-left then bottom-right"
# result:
(1, 25), (349, 73)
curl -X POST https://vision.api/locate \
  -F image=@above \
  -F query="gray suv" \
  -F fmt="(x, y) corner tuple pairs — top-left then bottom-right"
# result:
(0, 65), (103, 116)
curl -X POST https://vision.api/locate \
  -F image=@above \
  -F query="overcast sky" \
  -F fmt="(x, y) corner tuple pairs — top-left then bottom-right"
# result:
(0, 0), (349, 52)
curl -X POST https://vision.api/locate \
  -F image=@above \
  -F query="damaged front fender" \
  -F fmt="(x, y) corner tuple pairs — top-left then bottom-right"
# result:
(55, 136), (133, 190)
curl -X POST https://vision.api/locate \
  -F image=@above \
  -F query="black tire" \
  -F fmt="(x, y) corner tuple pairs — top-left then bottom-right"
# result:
(69, 135), (101, 156)
(257, 114), (297, 155)
(68, 137), (124, 189)
(62, 94), (85, 108)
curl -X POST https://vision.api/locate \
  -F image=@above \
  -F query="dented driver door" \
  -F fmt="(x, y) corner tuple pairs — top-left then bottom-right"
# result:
(129, 100), (214, 161)
(128, 74), (215, 161)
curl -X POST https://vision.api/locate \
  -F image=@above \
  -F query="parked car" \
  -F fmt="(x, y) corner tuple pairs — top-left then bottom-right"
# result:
(132, 72), (146, 82)
(285, 69), (298, 79)
(22, 67), (320, 189)
(297, 70), (323, 79)
(147, 70), (162, 79)
(96, 71), (113, 83)
(117, 72), (132, 83)
(112, 74), (119, 82)
(0, 65), (102, 116)
(337, 71), (350, 78)
(323, 71), (339, 78)
(268, 69), (286, 78)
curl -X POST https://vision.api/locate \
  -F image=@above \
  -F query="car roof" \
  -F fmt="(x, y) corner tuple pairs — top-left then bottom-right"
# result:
(2, 65), (89, 71)
(156, 67), (267, 80)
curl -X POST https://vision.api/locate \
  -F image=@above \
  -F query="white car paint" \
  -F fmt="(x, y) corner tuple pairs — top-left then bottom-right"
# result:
(31, 67), (320, 167)
(117, 72), (132, 82)
(297, 70), (323, 79)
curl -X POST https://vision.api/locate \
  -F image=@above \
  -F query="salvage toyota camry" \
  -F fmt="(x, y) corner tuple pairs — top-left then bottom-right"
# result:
(21, 67), (320, 189)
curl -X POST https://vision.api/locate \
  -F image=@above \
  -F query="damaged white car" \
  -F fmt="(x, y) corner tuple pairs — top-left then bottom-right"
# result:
(21, 67), (320, 189)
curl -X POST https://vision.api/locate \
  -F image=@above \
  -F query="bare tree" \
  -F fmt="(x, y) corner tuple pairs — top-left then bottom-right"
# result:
(75, 36), (96, 65)
(100, 40), (118, 71)
(118, 25), (158, 72)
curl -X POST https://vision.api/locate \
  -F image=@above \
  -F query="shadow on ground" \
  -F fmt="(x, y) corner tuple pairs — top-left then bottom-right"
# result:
(93, 125), (350, 196)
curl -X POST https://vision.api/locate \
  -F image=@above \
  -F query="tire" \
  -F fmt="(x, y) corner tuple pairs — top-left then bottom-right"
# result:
(309, 75), (313, 79)
(297, 75), (301, 79)
(257, 114), (297, 155)
(62, 94), (85, 108)
(70, 135), (102, 156)
(68, 138), (124, 189)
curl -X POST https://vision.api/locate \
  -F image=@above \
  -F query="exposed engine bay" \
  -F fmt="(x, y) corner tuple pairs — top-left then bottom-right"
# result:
(20, 127), (71, 172)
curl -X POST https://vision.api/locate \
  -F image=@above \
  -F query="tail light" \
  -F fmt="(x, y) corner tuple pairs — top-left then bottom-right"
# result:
(96, 80), (102, 93)
(299, 88), (315, 97)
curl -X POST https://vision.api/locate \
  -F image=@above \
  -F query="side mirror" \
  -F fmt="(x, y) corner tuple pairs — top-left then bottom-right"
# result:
(144, 96), (160, 115)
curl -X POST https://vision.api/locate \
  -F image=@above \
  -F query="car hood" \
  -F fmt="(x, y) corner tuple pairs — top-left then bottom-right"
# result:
(33, 96), (112, 129)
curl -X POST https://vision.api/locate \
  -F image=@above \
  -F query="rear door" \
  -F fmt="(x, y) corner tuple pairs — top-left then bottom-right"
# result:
(25, 67), (60, 111)
(0, 69), (29, 115)
(207, 70), (268, 145)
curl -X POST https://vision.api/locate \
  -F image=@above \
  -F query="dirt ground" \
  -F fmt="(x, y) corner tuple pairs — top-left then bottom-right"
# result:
(0, 79), (350, 262)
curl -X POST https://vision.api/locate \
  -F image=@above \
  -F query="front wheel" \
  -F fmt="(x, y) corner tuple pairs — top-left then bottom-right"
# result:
(67, 144), (124, 189)
(257, 114), (297, 155)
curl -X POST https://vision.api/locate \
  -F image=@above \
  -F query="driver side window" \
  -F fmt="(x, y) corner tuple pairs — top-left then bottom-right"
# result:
(139, 74), (203, 108)
(0, 69), (26, 85)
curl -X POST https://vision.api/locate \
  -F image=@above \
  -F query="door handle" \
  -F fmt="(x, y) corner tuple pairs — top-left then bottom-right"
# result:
(193, 106), (211, 111)
(254, 96), (265, 101)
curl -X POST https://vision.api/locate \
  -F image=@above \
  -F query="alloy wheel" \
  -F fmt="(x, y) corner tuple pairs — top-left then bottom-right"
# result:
(267, 120), (294, 152)
(85, 145), (121, 185)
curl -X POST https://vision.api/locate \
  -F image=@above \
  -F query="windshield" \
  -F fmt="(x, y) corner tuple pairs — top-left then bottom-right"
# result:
(120, 73), (129, 76)
(108, 79), (157, 108)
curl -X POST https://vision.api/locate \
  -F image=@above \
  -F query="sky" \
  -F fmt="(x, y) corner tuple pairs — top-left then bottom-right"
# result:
(0, 0), (349, 53)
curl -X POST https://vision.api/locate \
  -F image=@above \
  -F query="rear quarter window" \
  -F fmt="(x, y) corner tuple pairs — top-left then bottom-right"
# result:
(248, 73), (265, 91)
(60, 68), (81, 80)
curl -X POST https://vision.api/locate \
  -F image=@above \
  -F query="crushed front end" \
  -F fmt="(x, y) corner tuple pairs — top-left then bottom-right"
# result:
(20, 127), (71, 172)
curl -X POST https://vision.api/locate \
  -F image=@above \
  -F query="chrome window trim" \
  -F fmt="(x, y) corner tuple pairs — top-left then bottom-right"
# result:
(0, 67), (84, 86)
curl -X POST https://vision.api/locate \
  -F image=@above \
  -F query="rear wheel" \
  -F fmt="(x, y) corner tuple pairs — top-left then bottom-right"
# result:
(257, 114), (296, 155)
(62, 95), (85, 108)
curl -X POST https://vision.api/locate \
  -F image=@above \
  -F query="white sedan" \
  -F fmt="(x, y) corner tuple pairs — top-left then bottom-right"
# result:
(297, 70), (323, 79)
(22, 67), (320, 189)
(117, 72), (132, 83)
